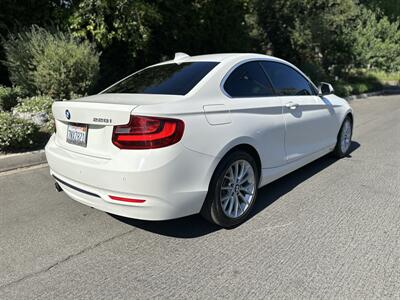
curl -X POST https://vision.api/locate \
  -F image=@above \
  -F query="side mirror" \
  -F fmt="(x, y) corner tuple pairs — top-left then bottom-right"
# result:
(319, 82), (334, 96)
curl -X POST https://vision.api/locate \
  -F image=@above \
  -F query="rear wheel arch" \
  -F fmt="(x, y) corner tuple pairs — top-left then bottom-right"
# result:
(202, 144), (261, 227)
(223, 144), (262, 179)
(209, 143), (262, 190)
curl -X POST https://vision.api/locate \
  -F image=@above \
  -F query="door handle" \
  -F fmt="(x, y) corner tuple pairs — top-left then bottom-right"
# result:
(285, 102), (299, 110)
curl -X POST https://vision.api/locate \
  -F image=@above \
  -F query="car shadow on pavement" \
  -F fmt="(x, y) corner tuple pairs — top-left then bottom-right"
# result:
(251, 141), (360, 219)
(111, 141), (360, 239)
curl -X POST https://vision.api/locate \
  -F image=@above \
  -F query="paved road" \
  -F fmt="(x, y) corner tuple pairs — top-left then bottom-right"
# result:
(1, 95), (399, 299)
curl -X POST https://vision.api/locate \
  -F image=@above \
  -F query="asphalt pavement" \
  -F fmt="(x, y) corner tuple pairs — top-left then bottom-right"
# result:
(0, 95), (399, 299)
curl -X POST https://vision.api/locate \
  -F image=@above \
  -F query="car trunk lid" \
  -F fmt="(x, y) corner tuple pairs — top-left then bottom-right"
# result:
(53, 99), (135, 126)
(52, 94), (139, 158)
(52, 94), (183, 158)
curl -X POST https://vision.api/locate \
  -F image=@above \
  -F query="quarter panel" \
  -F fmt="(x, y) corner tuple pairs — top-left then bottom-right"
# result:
(133, 94), (285, 169)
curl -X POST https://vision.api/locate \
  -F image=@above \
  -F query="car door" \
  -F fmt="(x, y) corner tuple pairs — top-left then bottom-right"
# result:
(223, 61), (286, 168)
(260, 61), (334, 163)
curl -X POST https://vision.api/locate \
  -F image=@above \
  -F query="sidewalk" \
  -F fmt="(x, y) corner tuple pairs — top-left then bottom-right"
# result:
(0, 150), (47, 172)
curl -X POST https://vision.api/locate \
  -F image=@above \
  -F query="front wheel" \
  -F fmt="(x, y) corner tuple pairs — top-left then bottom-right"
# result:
(333, 116), (353, 158)
(201, 151), (259, 228)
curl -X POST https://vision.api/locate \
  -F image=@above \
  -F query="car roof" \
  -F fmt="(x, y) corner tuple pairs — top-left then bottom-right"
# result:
(168, 53), (318, 95)
(159, 53), (277, 64)
(156, 52), (312, 82)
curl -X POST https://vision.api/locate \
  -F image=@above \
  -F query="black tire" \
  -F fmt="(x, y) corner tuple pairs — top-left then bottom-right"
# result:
(201, 150), (259, 228)
(333, 115), (353, 158)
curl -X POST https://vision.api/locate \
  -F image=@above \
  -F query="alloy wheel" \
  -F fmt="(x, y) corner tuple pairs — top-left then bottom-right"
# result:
(340, 119), (352, 153)
(219, 160), (256, 218)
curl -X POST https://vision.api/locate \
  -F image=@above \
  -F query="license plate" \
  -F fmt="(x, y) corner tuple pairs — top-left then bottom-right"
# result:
(66, 123), (88, 147)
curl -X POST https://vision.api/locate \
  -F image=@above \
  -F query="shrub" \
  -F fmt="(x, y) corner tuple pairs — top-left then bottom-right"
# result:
(3, 26), (100, 100)
(367, 70), (400, 84)
(33, 38), (100, 100)
(346, 70), (383, 93)
(13, 95), (53, 115)
(351, 83), (369, 95)
(13, 96), (54, 132)
(0, 86), (25, 111)
(334, 78), (382, 97)
(334, 82), (353, 97)
(0, 112), (41, 152)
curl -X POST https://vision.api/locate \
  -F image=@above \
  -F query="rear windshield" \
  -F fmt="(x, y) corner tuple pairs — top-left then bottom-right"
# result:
(104, 62), (219, 95)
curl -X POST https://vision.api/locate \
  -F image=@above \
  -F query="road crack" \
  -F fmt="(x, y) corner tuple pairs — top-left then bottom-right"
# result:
(0, 228), (135, 291)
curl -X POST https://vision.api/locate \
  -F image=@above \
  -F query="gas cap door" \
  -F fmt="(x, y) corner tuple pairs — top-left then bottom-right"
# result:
(203, 104), (232, 125)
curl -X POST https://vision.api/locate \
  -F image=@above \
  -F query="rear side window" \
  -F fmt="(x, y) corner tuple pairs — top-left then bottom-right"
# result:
(260, 61), (314, 96)
(104, 62), (219, 95)
(223, 62), (274, 98)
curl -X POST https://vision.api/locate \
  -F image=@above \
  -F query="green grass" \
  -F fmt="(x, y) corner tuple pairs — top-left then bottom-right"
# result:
(332, 68), (400, 97)
(366, 70), (400, 83)
(350, 69), (400, 84)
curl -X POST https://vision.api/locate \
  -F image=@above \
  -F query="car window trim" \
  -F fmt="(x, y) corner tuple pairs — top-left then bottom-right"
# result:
(220, 59), (278, 99)
(257, 61), (278, 95)
(221, 59), (319, 99)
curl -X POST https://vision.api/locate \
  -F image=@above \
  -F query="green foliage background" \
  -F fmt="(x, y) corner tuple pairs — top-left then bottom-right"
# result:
(0, 111), (41, 151)
(0, 0), (399, 92)
(3, 26), (100, 99)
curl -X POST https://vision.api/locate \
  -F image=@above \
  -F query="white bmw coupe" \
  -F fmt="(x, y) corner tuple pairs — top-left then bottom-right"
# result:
(46, 53), (353, 228)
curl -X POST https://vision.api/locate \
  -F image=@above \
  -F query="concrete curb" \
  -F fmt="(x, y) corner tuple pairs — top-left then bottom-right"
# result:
(0, 150), (47, 173)
(345, 91), (383, 101)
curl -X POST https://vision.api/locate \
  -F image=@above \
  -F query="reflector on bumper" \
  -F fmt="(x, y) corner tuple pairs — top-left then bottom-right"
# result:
(109, 195), (146, 203)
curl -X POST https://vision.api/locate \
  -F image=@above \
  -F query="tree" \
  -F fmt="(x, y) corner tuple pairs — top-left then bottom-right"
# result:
(353, 7), (400, 72)
(255, 0), (360, 77)
(68, 0), (160, 89)
(0, 0), (72, 85)
(360, 0), (400, 21)
(69, 0), (160, 58)
(68, 0), (258, 90)
(146, 0), (256, 60)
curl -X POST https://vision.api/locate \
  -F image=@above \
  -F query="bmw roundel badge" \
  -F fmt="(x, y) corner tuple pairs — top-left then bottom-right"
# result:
(65, 109), (71, 120)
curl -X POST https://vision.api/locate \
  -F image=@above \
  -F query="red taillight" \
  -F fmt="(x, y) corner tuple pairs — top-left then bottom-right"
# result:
(109, 195), (145, 203)
(112, 115), (184, 149)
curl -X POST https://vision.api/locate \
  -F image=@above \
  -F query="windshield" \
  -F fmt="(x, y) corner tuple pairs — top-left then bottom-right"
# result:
(104, 62), (219, 95)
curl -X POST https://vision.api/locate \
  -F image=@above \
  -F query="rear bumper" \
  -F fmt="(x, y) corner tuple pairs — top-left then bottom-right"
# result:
(45, 135), (217, 220)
